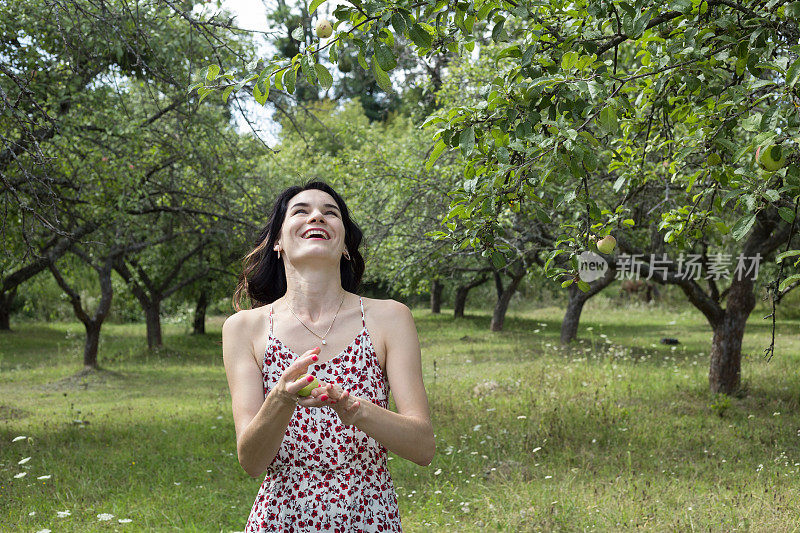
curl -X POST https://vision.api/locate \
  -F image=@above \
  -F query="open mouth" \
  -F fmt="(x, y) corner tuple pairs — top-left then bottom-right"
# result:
(301, 228), (330, 240)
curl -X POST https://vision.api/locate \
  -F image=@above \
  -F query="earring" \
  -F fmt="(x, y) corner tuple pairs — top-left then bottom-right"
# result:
(343, 249), (351, 261)
(276, 248), (281, 259)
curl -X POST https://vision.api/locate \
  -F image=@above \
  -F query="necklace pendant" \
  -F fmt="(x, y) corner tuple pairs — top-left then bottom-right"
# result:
(322, 339), (327, 345)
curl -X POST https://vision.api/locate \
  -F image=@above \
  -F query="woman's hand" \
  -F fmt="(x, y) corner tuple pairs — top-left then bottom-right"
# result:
(311, 383), (362, 426)
(273, 347), (330, 408)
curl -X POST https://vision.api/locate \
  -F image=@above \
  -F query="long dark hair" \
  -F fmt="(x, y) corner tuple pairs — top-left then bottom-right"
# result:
(232, 180), (365, 311)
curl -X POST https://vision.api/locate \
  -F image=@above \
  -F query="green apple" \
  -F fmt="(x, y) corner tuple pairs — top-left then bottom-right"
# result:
(756, 144), (787, 172)
(294, 374), (320, 396)
(596, 235), (616, 254)
(315, 19), (333, 39)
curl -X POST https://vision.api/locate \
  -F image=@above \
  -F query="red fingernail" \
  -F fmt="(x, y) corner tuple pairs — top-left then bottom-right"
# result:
(307, 376), (314, 382)
(320, 395), (328, 401)
(312, 355), (318, 361)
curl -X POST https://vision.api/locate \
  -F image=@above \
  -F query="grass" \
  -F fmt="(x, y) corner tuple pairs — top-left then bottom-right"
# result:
(1, 297), (800, 532)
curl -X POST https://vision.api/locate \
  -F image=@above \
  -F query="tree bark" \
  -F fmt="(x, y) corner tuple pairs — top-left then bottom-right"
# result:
(709, 275), (755, 394)
(560, 267), (617, 344)
(0, 288), (16, 331)
(144, 303), (163, 350)
(454, 274), (488, 318)
(490, 269), (525, 332)
(430, 279), (443, 314)
(84, 322), (101, 368)
(49, 248), (115, 370)
(193, 290), (208, 335)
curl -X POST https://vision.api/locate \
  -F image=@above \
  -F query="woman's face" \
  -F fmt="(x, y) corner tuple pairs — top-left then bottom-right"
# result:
(275, 189), (347, 264)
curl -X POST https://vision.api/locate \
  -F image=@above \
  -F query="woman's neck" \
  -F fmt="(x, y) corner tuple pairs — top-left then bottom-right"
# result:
(280, 267), (347, 321)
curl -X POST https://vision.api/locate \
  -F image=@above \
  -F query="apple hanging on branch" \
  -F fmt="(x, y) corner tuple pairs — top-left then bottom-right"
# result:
(596, 235), (617, 255)
(315, 19), (333, 39)
(756, 144), (788, 172)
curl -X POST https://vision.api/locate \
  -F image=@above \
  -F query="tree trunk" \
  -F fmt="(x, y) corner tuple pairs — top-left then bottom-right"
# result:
(560, 267), (617, 344)
(193, 290), (208, 335)
(561, 285), (588, 344)
(454, 274), (489, 318)
(490, 271), (525, 332)
(0, 288), (15, 331)
(453, 286), (469, 318)
(83, 322), (101, 368)
(145, 302), (163, 350)
(709, 276), (755, 394)
(430, 279), (443, 314)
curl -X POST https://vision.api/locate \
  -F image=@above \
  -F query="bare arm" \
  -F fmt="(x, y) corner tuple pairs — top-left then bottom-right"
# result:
(313, 301), (435, 466)
(222, 312), (324, 478)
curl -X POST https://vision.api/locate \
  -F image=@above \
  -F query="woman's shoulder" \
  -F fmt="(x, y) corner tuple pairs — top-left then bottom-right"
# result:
(222, 306), (267, 337)
(360, 296), (412, 321)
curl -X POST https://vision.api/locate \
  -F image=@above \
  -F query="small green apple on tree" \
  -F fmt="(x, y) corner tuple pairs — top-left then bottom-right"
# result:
(315, 19), (332, 39)
(596, 235), (616, 255)
(755, 144), (788, 172)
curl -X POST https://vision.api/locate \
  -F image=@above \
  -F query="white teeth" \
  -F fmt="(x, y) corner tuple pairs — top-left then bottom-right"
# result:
(303, 230), (328, 239)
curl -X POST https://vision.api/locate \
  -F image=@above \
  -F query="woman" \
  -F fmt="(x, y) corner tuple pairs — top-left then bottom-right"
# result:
(222, 180), (435, 532)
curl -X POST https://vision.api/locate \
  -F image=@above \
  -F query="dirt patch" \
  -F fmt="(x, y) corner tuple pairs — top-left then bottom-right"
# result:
(39, 367), (127, 392)
(0, 404), (31, 420)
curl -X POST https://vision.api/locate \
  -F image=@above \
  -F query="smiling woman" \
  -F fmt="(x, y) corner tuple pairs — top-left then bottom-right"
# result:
(222, 180), (435, 533)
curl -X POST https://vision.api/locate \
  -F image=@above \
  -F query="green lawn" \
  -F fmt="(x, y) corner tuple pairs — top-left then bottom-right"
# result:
(2, 298), (799, 532)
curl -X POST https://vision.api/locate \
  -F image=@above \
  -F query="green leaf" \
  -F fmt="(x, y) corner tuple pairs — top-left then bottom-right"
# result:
(291, 26), (304, 41)
(391, 13), (407, 35)
(786, 57), (800, 90)
(577, 280), (591, 292)
(491, 17), (506, 42)
(408, 23), (432, 49)
(778, 206), (796, 224)
(253, 68), (271, 105)
(284, 67), (297, 94)
(301, 54), (317, 85)
(459, 126), (475, 157)
(222, 85), (235, 103)
(309, 0), (325, 14)
(778, 273), (800, 293)
(374, 42), (397, 71)
(206, 64), (220, 81)
(561, 279), (574, 288)
(776, 249), (800, 263)
(598, 106), (619, 134)
(426, 139), (447, 171)
(731, 213), (756, 241)
(372, 60), (392, 92)
(491, 251), (506, 269)
(314, 64), (333, 89)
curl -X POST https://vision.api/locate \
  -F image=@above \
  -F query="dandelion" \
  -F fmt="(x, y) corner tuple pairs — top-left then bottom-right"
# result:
(18, 457), (31, 465)
(97, 513), (114, 521)
(37, 475), (51, 480)
(14, 472), (26, 478)
(118, 518), (133, 523)
(12, 436), (27, 442)
(56, 510), (71, 517)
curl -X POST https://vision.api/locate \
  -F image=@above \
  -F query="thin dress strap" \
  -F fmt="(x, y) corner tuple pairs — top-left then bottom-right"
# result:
(268, 304), (274, 339)
(359, 297), (366, 328)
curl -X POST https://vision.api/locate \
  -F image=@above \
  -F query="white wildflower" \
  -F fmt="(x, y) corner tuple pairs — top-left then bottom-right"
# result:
(18, 456), (31, 465)
(97, 513), (114, 521)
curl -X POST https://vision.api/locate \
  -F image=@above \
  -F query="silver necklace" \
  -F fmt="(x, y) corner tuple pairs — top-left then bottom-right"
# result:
(285, 292), (346, 345)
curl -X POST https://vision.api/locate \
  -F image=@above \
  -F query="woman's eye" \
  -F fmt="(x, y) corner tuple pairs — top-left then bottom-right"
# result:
(326, 211), (338, 216)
